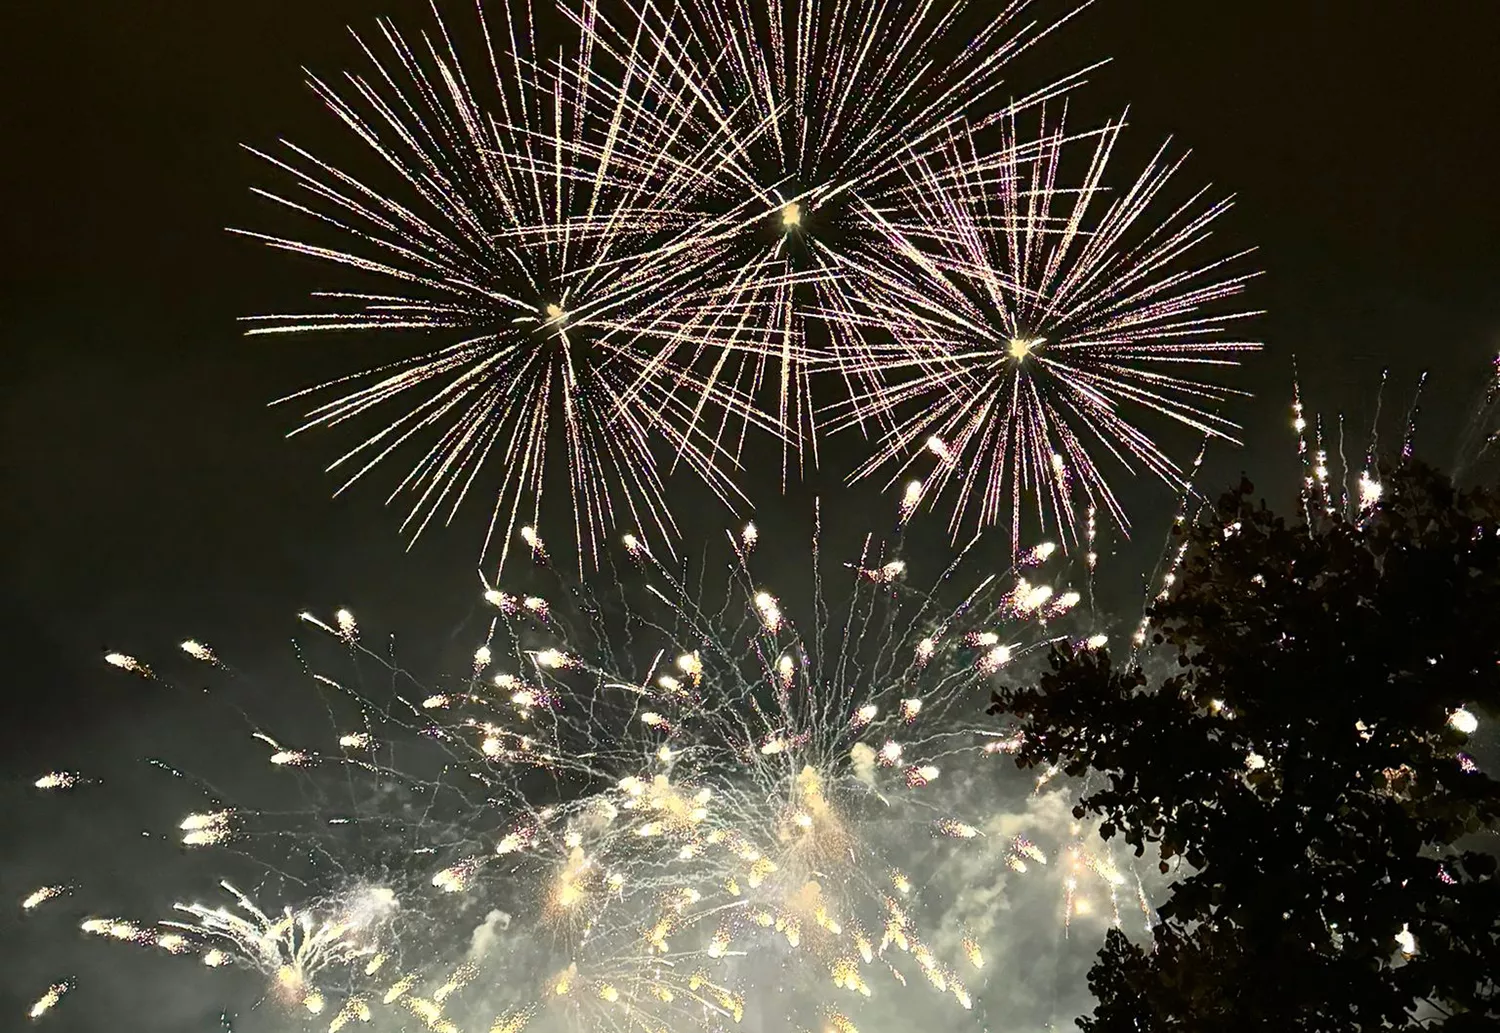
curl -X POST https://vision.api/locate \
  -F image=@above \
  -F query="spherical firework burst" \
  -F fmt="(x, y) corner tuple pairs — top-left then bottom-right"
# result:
(236, 0), (791, 574)
(25, 518), (1129, 1031)
(828, 114), (1261, 552)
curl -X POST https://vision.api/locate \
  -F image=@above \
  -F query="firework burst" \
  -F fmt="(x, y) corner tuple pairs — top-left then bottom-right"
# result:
(565, 0), (1103, 472)
(236, 0), (795, 574)
(28, 517), (1120, 1030)
(827, 114), (1261, 552)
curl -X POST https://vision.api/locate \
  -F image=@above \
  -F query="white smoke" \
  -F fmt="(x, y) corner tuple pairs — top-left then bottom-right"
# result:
(850, 741), (878, 788)
(466, 908), (512, 961)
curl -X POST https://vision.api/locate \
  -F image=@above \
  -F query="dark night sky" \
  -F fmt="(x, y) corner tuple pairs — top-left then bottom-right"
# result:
(2, 0), (1498, 1027)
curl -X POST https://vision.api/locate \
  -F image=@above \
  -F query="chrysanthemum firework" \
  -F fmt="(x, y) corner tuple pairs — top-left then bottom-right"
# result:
(25, 519), (1122, 1031)
(828, 114), (1261, 552)
(236, 0), (793, 575)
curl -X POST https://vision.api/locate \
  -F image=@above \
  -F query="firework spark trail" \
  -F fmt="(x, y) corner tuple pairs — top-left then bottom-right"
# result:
(28, 981), (72, 1020)
(822, 114), (1260, 554)
(559, 0), (1105, 479)
(235, 0), (800, 576)
(1454, 352), (1500, 482)
(1289, 367), (1438, 529)
(29, 517), (1128, 1029)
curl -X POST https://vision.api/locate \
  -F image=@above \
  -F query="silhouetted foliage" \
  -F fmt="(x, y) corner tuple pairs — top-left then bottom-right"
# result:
(991, 463), (1500, 1030)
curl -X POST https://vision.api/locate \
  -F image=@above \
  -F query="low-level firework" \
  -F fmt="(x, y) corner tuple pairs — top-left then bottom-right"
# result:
(26, 518), (1134, 1030)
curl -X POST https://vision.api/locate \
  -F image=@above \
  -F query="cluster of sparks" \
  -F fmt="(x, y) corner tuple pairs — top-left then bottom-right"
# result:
(242, 0), (1259, 570)
(26, 521), (1135, 1030)
(1284, 376), (1489, 796)
(1292, 375), (1388, 525)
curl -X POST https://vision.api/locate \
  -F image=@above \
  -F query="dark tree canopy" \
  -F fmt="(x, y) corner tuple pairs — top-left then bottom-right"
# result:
(991, 463), (1500, 1031)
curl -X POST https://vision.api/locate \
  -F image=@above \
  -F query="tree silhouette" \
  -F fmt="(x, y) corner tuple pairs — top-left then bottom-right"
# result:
(991, 463), (1500, 1030)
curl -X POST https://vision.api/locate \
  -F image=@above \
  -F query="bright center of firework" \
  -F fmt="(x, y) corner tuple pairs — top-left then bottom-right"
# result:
(543, 303), (566, 323)
(1008, 337), (1036, 360)
(780, 202), (802, 229)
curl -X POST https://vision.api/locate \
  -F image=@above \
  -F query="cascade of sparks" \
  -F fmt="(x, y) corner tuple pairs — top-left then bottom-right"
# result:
(241, 0), (1258, 571)
(26, 517), (1137, 1030)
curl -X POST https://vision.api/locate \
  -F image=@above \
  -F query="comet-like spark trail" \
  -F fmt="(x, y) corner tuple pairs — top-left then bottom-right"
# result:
(27, 520), (1143, 1030)
(829, 114), (1261, 552)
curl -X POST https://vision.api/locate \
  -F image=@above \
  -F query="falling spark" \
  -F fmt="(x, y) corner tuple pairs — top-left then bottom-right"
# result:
(1449, 708), (1479, 735)
(104, 652), (149, 676)
(180, 810), (234, 847)
(22, 887), (68, 912)
(29, 981), (71, 1019)
(37, 770), (84, 790)
(180, 640), (218, 663)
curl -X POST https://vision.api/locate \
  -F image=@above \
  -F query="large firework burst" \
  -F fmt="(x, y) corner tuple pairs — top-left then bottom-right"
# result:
(236, 0), (795, 574)
(827, 114), (1261, 551)
(24, 520), (1139, 1031)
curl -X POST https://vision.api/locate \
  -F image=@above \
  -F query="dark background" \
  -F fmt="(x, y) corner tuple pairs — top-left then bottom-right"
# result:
(2, 0), (1498, 1026)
